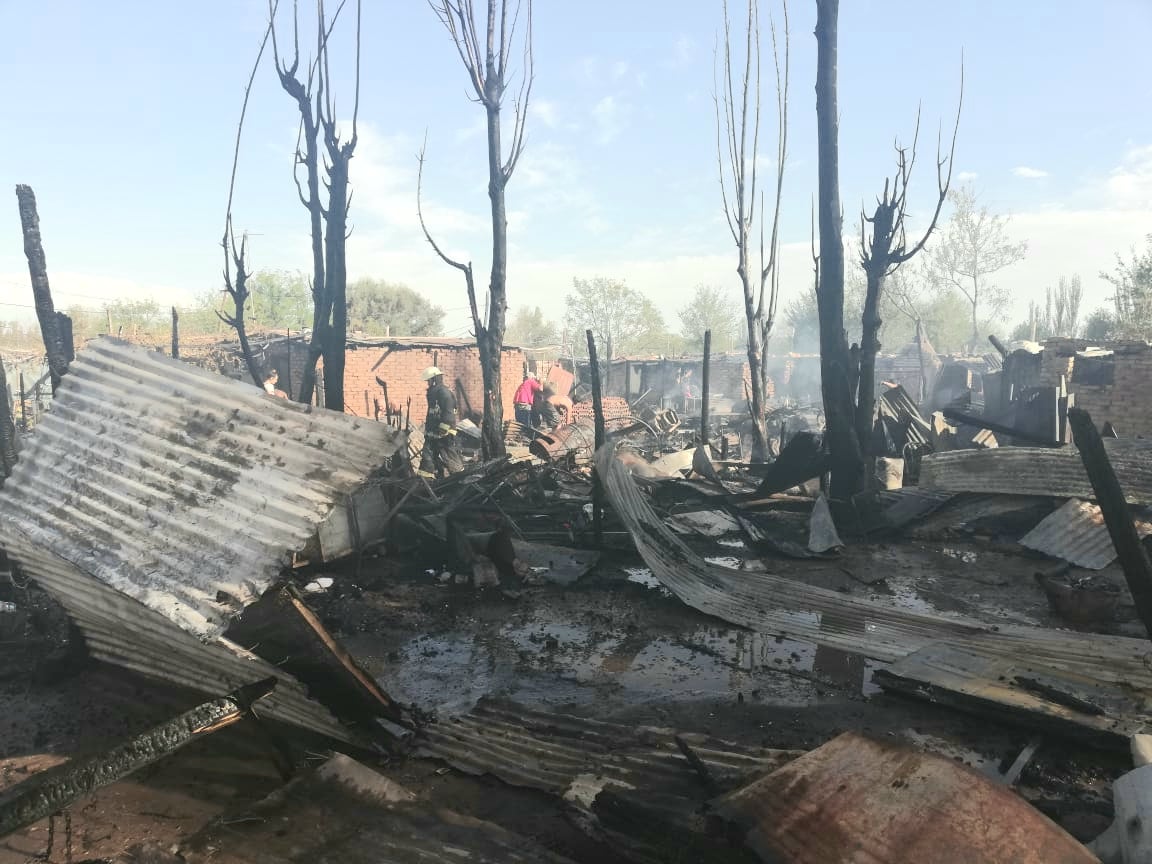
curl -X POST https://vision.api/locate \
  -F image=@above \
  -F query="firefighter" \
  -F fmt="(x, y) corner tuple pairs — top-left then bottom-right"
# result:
(418, 366), (464, 478)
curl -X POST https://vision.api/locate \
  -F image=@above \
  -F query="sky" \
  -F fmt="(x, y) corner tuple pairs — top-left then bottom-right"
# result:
(1, 0), (1150, 341)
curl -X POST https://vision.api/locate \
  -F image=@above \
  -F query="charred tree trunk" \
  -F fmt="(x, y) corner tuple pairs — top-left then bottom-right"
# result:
(855, 267), (883, 461)
(0, 362), (18, 480)
(743, 278), (770, 461)
(298, 120), (328, 405)
(322, 151), (350, 413)
(171, 307), (180, 359)
(814, 0), (863, 499)
(914, 318), (928, 403)
(479, 98), (509, 459)
(15, 185), (68, 393)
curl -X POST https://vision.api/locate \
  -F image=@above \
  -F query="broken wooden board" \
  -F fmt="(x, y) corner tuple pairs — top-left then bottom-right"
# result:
(874, 642), (1150, 747)
(713, 732), (1098, 864)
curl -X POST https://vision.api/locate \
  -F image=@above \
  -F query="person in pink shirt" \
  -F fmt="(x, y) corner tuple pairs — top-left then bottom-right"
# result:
(513, 371), (542, 426)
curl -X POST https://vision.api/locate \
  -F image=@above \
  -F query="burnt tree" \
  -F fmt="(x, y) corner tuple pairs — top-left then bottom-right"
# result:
(424, 0), (534, 459)
(813, 0), (863, 499)
(715, 0), (789, 463)
(270, 0), (361, 411)
(0, 362), (17, 480)
(15, 185), (68, 393)
(857, 85), (960, 460)
(220, 9), (277, 388)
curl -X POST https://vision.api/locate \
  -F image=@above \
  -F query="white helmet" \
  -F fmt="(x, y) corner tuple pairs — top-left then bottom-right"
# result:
(422, 366), (444, 382)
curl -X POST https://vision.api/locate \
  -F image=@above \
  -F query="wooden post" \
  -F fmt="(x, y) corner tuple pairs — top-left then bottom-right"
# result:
(171, 307), (180, 359)
(18, 372), (26, 432)
(0, 362), (17, 480)
(700, 329), (712, 444)
(15, 185), (68, 393)
(285, 329), (293, 397)
(587, 329), (606, 548)
(1068, 407), (1152, 640)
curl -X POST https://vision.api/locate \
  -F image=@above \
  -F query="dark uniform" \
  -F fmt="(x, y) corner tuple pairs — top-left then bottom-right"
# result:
(530, 388), (559, 432)
(419, 379), (464, 478)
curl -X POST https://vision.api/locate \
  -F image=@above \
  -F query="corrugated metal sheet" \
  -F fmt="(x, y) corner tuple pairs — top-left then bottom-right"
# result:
(0, 338), (406, 739)
(419, 698), (798, 797)
(919, 441), (1152, 504)
(1020, 497), (1152, 569)
(713, 732), (1097, 864)
(597, 444), (1152, 741)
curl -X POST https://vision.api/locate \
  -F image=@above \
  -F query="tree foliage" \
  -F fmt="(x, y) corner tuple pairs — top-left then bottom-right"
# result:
(678, 285), (742, 352)
(1083, 307), (1117, 341)
(1101, 234), (1152, 339)
(347, 278), (444, 336)
(922, 184), (1027, 346)
(565, 277), (667, 358)
(505, 306), (558, 348)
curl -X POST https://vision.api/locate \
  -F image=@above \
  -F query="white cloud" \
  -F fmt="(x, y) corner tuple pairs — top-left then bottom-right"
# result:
(593, 95), (629, 145)
(1106, 144), (1152, 209)
(673, 35), (695, 67)
(611, 60), (630, 80)
(956, 171), (978, 182)
(532, 99), (559, 129)
(1013, 166), (1049, 179)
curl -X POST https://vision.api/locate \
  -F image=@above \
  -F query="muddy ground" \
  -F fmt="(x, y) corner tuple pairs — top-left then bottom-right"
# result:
(0, 535), (1133, 862)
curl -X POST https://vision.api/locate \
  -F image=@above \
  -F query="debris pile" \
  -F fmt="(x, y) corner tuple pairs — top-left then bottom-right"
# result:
(5, 336), (1152, 863)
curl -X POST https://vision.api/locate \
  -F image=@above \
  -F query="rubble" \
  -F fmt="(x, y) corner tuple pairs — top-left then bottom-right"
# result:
(6, 336), (1152, 862)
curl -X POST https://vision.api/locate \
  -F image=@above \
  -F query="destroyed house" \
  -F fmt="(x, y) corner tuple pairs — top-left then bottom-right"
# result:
(248, 333), (529, 422)
(575, 354), (761, 413)
(1033, 338), (1152, 436)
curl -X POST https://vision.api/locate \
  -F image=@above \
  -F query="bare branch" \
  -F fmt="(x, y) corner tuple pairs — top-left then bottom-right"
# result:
(502, 0), (534, 178)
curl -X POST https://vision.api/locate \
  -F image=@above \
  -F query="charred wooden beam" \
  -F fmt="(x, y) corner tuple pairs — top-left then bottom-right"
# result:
(0, 678), (275, 840)
(15, 185), (68, 393)
(587, 329), (606, 548)
(700, 329), (711, 444)
(0, 362), (17, 479)
(1068, 407), (1152, 640)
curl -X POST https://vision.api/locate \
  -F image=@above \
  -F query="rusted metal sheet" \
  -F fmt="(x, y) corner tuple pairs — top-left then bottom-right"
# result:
(0, 338), (406, 739)
(597, 444), (1152, 743)
(179, 753), (578, 864)
(1020, 498), (1152, 569)
(920, 441), (1152, 504)
(713, 732), (1097, 864)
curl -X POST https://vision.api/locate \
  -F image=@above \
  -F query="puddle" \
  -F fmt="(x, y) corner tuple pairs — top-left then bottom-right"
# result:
(354, 604), (881, 715)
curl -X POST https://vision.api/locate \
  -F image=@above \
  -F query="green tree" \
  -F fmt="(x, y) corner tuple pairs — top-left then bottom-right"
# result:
(923, 184), (1028, 347)
(678, 285), (742, 353)
(1083, 307), (1117, 341)
(505, 306), (558, 348)
(243, 270), (313, 332)
(346, 278), (444, 337)
(103, 299), (163, 339)
(565, 277), (666, 359)
(1101, 234), (1152, 339)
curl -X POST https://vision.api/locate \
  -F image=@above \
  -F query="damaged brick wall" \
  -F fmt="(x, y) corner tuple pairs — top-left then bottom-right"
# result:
(1039, 338), (1152, 436)
(261, 339), (528, 421)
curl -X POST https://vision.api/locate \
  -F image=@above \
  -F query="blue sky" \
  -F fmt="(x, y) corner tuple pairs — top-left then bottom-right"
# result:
(1, 0), (1150, 339)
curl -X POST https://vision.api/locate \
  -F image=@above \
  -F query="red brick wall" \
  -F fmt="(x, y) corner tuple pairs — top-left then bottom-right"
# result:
(341, 344), (527, 420)
(261, 340), (527, 420)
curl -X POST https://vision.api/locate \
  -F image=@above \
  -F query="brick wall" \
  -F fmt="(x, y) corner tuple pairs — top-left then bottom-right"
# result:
(262, 339), (528, 421)
(1039, 338), (1152, 435)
